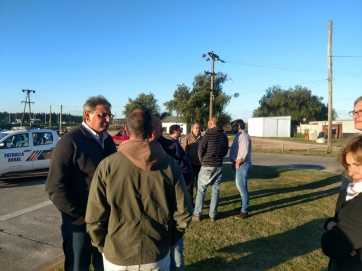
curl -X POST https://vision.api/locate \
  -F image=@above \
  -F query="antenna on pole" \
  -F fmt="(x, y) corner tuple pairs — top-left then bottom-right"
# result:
(21, 89), (36, 126)
(202, 51), (225, 119)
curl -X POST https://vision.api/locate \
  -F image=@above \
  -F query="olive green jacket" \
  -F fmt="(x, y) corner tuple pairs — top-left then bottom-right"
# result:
(86, 139), (193, 266)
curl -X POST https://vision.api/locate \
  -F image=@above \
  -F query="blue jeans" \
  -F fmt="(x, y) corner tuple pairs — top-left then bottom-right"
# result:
(193, 166), (223, 218)
(170, 239), (184, 271)
(61, 213), (104, 271)
(232, 163), (252, 213)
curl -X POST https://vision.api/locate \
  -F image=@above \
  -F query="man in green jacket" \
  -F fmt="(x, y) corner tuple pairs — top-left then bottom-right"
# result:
(86, 108), (193, 270)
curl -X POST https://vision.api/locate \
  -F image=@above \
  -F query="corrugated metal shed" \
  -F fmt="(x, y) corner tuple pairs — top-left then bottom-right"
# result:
(248, 116), (291, 137)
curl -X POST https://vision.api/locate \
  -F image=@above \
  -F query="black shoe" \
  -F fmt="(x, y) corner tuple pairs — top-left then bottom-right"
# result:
(234, 212), (249, 219)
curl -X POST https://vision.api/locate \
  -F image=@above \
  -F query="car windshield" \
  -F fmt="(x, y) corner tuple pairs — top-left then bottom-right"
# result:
(0, 132), (10, 141)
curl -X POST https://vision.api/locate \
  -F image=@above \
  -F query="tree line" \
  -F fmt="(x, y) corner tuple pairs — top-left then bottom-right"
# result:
(1, 72), (336, 129)
(0, 112), (83, 125)
(123, 73), (336, 128)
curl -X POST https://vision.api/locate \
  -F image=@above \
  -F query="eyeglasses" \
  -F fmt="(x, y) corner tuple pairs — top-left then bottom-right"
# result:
(349, 110), (362, 117)
(94, 112), (114, 119)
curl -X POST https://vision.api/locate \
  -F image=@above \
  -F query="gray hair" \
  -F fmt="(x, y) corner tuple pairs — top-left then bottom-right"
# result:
(83, 95), (112, 120)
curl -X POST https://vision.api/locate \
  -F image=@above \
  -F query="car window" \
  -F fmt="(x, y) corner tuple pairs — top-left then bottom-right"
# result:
(4, 133), (29, 148)
(32, 132), (54, 146)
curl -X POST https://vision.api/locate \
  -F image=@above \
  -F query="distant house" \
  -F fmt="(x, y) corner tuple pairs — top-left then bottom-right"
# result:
(162, 116), (188, 135)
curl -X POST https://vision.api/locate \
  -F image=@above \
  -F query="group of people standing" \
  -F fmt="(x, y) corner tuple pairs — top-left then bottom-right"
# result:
(44, 94), (362, 271)
(45, 95), (253, 271)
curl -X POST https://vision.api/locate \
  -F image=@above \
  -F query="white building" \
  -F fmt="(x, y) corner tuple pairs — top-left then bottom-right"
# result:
(161, 116), (188, 135)
(248, 116), (291, 137)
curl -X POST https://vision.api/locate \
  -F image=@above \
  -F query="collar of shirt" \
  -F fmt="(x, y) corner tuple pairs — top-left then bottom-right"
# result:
(82, 121), (108, 148)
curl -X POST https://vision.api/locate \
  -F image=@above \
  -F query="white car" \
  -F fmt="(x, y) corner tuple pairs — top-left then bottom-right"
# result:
(0, 127), (60, 177)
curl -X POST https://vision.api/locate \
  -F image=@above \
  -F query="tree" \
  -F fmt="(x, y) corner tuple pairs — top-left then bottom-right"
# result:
(252, 85), (337, 121)
(164, 72), (232, 128)
(123, 92), (163, 117)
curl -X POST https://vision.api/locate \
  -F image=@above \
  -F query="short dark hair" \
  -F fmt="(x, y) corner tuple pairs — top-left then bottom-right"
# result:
(126, 108), (152, 139)
(169, 124), (181, 135)
(231, 119), (245, 130)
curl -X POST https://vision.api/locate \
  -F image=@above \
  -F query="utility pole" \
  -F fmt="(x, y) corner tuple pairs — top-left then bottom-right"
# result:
(202, 52), (225, 119)
(59, 105), (63, 132)
(327, 21), (333, 154)
(21, 89), (36, 127)
(49, 106), (52, 128)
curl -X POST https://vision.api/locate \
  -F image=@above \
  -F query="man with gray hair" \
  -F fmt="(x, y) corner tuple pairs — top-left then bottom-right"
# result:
(46, 95), (117, 271)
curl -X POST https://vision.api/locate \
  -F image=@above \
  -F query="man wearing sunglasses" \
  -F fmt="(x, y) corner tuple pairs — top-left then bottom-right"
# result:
(46, 95), (117, 271)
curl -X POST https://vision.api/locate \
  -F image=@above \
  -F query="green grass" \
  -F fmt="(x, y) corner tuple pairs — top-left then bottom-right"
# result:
(184, 165), (338, 271)
(47, 165), (339, 271)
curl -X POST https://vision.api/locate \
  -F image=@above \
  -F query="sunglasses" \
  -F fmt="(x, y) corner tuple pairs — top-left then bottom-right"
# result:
(94, 112), (114, 119)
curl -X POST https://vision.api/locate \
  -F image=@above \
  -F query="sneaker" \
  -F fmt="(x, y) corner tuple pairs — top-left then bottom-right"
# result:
(192, 216), (201, 222)
(210, 217), (216, 223)
(234, 212), (249, 219)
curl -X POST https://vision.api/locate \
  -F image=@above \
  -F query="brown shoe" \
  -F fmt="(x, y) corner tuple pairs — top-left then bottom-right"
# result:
(235, 212), (249, 219)
(192, 216), (201, 222)
(210, 217), (216, 223)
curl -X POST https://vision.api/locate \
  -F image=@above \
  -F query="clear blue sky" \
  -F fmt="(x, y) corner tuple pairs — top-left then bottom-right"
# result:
(1, 0), (361, 121)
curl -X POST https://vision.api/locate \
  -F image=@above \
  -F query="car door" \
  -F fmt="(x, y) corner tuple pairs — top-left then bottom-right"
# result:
(31, 131), (55, 170)
(0, 132), (32, 176)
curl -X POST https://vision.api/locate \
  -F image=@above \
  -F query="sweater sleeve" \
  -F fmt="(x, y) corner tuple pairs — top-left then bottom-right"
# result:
(45, 134), (83, 222)
(321, 194), (362, 259)
(321, 225), (354, 259)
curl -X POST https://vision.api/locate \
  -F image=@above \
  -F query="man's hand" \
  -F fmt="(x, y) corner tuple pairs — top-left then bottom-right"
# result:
(326, 220), (337, 231)
(73, 216), (85, 225)
(235, 159), (244, 169)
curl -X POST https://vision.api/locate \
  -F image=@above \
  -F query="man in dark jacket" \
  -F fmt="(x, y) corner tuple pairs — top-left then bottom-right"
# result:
(45, 95), (117, 271)
(151, 116), (193, 271)
(193, 118), (229, 222)
(86, 109), (192, 270)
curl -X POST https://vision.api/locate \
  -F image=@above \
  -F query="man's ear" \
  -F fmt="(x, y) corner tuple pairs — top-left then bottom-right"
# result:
(84, 111), (90, 122)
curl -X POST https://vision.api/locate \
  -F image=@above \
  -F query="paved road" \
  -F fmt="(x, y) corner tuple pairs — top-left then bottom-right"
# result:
(0, 176), (63, 271)
(251, 152), (341, 173)
(0, 153), (341, 271)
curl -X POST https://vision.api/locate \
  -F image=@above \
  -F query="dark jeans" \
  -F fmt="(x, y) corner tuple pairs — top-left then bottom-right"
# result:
(61, 213), (104, 271)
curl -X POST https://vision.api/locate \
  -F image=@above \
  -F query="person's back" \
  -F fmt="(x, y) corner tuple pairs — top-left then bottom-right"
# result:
(86, 109), (192, 270)
(198, 125), (229, 167)
(157, 134), (194, 187)
(193, 118), (229, 222)
(87, 140), (191, 265)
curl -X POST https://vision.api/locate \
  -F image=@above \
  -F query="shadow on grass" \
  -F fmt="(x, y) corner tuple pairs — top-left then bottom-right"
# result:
(186, 218), (327, 271)
(216, 177), (340, 220)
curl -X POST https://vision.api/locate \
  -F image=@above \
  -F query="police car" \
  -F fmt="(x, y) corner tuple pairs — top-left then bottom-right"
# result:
(0, 127), (60, 177)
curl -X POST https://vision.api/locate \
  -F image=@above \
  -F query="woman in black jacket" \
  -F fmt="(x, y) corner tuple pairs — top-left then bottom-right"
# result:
(321, 134), (362, 270)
